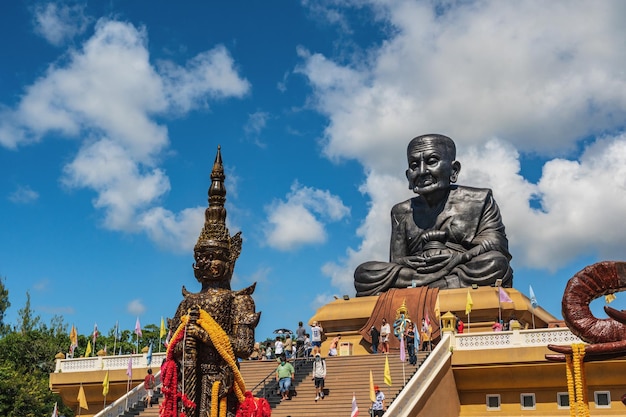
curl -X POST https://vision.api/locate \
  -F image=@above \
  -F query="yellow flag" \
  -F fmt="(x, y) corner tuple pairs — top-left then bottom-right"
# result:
(69, 325), (78, 349)
(384, 355), (392, 386)
(434, 295), (441, 319)
(102, 370), (110, 397)
(85, 340), (92, 358)
(160, 316), (167, 339)
(369, 370), (376, 402)
(78, 384), (88, 410)
(465, 290), (473, 315)
(605, 293), (617, 304)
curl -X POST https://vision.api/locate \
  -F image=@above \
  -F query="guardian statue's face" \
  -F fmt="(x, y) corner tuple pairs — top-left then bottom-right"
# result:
(193, 245), (231, 283)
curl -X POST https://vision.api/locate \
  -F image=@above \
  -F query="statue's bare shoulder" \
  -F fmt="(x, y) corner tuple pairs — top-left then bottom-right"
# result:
(391, 198), (414, 216)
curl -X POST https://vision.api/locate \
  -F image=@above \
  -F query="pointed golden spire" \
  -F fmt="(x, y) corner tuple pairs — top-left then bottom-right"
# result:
(195, 146), (242, 262)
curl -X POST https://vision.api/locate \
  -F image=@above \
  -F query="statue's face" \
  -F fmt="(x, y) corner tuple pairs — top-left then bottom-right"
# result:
(193, 246), (231, 282)
(406, 138), (459, 197)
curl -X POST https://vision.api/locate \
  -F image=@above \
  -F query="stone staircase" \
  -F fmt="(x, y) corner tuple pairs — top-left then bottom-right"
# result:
(129, 352), (428, 417)
(119, 389), (162, 417)
(269, 352), (428, 417)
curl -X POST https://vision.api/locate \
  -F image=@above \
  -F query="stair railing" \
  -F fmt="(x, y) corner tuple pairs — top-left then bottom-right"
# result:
(248, 356), (313, 408)
(92, 371), (161, 417)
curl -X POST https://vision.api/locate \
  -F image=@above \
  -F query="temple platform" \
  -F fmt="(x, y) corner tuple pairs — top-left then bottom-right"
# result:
(310, 286), (559, 356)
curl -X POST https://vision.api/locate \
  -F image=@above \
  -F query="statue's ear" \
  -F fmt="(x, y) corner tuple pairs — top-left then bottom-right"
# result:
(450, 161), (461, 183)
(405, 169), (411, 189)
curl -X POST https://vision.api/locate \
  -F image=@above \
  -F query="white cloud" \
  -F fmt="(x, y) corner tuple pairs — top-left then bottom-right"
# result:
(264, 181), (350, 251)
(62, 139), (171, 231)
(33, 2), (90, 46)
(127, 299), (146, 316)
(244, 111), (270, 137)
(32, 278), (49, 291)
(298, 1), (626, 293)
(0, 19), (250, 250)
(159, 45), (250, 113)
(8, 185), (39, 204)
(243, 111), (270, 148)
(138, 206), (205, 252)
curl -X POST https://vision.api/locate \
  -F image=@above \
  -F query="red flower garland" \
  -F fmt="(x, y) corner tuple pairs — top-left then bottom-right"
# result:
(235, 391), (271, 417)
(160, 321), (197, 417)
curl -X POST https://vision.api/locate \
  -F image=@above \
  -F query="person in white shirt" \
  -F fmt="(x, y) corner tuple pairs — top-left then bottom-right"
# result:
(274, 336), (284, 357)
(312, 353), (327, 401)
(380, 318), (391, 354)
(304, 334), (312, 358)
(310, 321), (324, 356)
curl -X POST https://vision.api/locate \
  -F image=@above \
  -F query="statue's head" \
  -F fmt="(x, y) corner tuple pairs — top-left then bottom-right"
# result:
(193, 242), (233, 283)
(405, 134), (461, 199)
(193, 146), (243, 287)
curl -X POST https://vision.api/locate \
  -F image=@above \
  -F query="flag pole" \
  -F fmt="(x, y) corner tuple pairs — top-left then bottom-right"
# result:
(400, 334), (406, 382)
(125, 377), (130, 411)
(496, 280), (503, 324)
(113, 321), (117, 356)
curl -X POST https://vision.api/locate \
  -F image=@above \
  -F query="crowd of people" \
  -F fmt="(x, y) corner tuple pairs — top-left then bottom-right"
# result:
(368, 316), (433, 362)
(247, 321), (316, 361)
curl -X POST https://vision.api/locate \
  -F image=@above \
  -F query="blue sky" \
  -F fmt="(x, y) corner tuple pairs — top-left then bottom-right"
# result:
(2, 0), (626, 344)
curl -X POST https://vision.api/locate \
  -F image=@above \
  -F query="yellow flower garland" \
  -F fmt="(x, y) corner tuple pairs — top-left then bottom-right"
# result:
(166, 310), (248, 417)
(220, 397), (227, 417)
(573, 343), (581, 416)
(576, 344), (589, 417)
(567, 343), (589, 417)
(565, 354), (575, 417)
(212, 381), (220, 417)
(196, 308), (247, 403)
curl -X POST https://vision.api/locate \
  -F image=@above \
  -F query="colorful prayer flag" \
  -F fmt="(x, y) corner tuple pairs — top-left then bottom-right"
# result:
(351, 393), (359, 417)
(424, 311), (431, 327)
(529, 285), (538, 308)
(465, 290), (473, 315)
(146, 342), (153, 366)
(69, 325), (78, 353)
(160, 316), (167, 339)
(134, 317), (142, 337)
(434, 295), (441, 319)
(499, 287), (513, 303)
(85, 340), (92, 357)
(78, 384), (88, 410)
(384, 355), (392, 386)
(102, 370), (110, 397)
(92, 323), (99, 345)
(369, 370), (376, 402)
(126, 357), (133, 378)
(399, 334), (406, 362)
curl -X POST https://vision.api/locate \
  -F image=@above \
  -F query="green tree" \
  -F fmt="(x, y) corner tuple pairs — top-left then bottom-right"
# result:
(17, 291), (40, 334)
(0, 277), (10, 334)
(0, 290), (73, 417)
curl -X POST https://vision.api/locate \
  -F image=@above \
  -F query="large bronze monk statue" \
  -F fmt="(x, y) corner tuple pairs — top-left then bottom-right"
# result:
(161, 147), (260, 417)
(354, 134), (513, 296)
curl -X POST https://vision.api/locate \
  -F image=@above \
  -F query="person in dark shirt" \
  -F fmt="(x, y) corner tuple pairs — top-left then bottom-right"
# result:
(369, 325), (380, 354)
